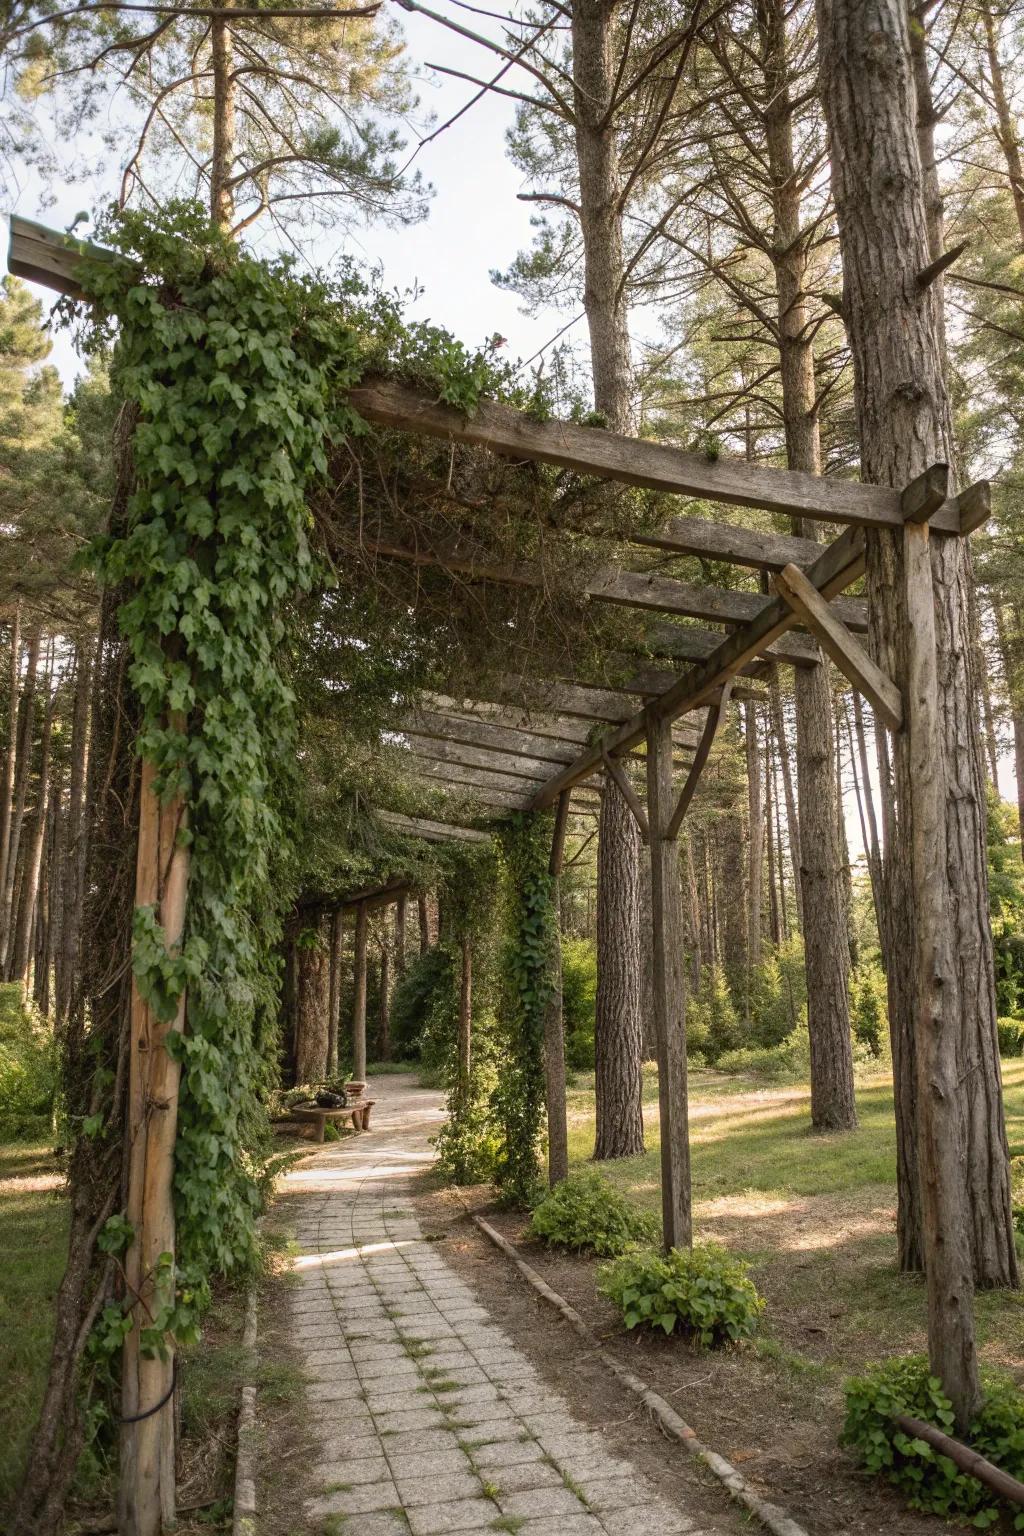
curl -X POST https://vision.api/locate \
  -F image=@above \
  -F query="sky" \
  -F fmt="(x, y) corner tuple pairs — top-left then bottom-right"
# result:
(5, 6), (575, 384)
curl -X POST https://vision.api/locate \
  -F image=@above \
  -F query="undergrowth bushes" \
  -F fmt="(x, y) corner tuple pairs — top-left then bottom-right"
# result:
(598, 1244), (764, 1346)
(528, 1169), (658, 1256)
(0, 984), (56, 1141)
(842, 1355), (1024, 1529)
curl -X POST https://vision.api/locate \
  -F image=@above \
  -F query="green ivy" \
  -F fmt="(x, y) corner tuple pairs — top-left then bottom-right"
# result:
(490, 813), (556, 1206)
(842, 1355), (1024, 1529)
(72, 201), (533, 1356)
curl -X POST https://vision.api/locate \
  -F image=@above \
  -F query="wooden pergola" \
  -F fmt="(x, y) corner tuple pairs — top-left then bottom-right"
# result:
(5, 211), (993, 1535)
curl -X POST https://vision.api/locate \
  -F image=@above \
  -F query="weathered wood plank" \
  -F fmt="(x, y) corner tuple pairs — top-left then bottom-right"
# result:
(629, 515), (825, 569)
(397, 735), (574, 782)
(421, 691), (700, 747)
(773, 563), (904, 731)
(350, 375), (967, 533)
(376, 810), (493, 842)
(403, 711), (580, 765)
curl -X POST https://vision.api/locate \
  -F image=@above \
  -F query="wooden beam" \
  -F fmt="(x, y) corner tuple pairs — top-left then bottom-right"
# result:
(420, 692), (700, 749)
(396, 736), (566, 781)
(528, 523), (869, 810)
(349, 375), (969, 533)
(403, 714), (578, 766)
(666, 680), (735, 840)
(376, 810), (493, 842)
(629, 515), (825, 570)
(773, 563), (904, 732)
(643, 620), (819, 670)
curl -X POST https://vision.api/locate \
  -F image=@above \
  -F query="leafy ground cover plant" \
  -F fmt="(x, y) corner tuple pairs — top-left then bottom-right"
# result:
(528, 1169), (658, 1256)
(841, 1354), (1024, 1529)
(598, 1243), (764, 1345)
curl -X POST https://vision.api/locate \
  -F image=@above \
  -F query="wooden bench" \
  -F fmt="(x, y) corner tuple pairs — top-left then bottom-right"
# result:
(284, 1100), (377, 1142)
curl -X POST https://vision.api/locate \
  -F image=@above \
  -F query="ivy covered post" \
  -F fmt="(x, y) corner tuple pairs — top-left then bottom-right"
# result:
(353, 899), (368, 1082)
(120, 762), (189, 1536)
(544, 793), (571, 1186)
(493, 814), (558, 1202)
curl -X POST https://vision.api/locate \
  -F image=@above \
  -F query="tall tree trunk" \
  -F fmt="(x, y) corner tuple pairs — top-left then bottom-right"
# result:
(378, 939), (391, 1061)
(1, 627), (41, 961)
(57, 642), (93, 1025)
(395, 892), (407, 976)
(594, 784), (645, 1159)
(327, 908), (344, 1076)
(817, 0), (1017, 1418)
(744, 700), (764, 979)
(0, 602), (23, 914)
(10, 680), (56, 987)
(571, 0), (648, 1166)
(294, 929), (330, 1085)
(765, 759), (782, 945)
(761, 0), (855, 1127)
(982, 2), (1024, 246)
(994, 604), (1024, 857)
(210, 3), (236, 228)
(768, 667), (803, 931)
(352, 900), (368, 1081)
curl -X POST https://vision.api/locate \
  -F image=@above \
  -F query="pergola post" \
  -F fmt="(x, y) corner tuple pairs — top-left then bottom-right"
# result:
(903, 519), (981, 1422)
(119, 762), (189, 1536)
(543, 792), (571, 1187)
(644, 715), (691, 1251)
(352, 899), (368, 1082)
(458, 933), (472, 1106)
(327, 908), (344, 1076)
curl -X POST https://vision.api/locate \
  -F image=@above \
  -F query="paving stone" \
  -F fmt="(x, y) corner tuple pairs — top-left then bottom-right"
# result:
(473, 1438), (547, 1469)
(385, 1448), (471, 1479)
(314, 1455), (391, 1487)
(406, 1495), (497, 1534)
(395, 1470), (484, 1506)
(306, 1477), (399, 1516)
(516, 1517), (605, 1536)
(498, 1485), (587, 1519)
(487, 1459), (564, 1494)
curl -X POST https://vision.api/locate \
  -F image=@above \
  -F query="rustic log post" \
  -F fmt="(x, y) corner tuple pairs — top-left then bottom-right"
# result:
(352, 899), (368, 1082)
(395, 892), (408, 976)
(119, 760), (189, 1536)
(458, 933), (472, 1106)
(327, 908), (344, 1076)
(417, 891), (430, 954)
(544, 792), (571, 1187)
(904, 520), (981, 1428)
(645, 714), (691, 1250)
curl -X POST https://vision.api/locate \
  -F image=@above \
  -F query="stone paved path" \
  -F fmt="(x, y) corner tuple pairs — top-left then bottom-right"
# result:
(284, 1077), (717, 1536)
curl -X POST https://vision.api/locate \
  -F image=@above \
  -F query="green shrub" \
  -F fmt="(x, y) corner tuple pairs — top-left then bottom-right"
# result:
(842, 1355), (1024, 1529)
(387, 947), (457, 1065)
(528, 1170), (658, 1256)
(749, 940), (807, 1048)
(599, 1243), (764, 1345)
(687, 965), (742, 1063)
(716, 1026), (811, 1079)
(997, 1016), (1024, 1057)
(852, 963), (888, 1056)
(562, 937), (597, 1071)
(0, 985), (57, 1141)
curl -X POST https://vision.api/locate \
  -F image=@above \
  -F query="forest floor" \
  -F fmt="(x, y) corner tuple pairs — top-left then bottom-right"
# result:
(430, 1060), (1024, 1536)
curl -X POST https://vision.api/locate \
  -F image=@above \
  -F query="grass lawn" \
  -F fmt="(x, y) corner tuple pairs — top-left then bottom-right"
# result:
(0, 1140), (69, 1514)
(565, 1059), (1024, 1375)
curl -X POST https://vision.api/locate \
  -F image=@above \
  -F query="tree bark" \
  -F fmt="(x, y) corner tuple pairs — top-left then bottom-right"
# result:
(10, 678), (56, 987)
(57, 642), (93, 1025)
(744, 701), (764, 977)
(816, 0), (1017, 1415)
(0, 602), (23, 916)
(1, 627), (41, 962)
(352, 900), (368, 1081)
(768, 666), (803, 931)
(210, 2), (236, 228)
(545, 793), (570, 1186)
(294, 929), (330, 1085)
(982, 2), (1024, 246)
(395, 892), (408, 976)
(327, 908), (344, 1076)
(594, 782), (645, 1160)
(378, 938), (391, 1061)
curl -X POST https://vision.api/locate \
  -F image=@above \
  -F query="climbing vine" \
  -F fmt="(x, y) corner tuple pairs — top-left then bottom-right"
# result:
(74, 201), (537, 1341)
(490, 813), (557, 1205)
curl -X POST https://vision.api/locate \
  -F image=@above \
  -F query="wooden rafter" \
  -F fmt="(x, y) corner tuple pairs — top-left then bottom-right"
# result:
(376, 810), (492, 843)
(418, 693), (701, 749)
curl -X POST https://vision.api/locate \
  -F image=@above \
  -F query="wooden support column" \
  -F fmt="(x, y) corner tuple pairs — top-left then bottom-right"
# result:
(328, 909), (344, 1077)
(352, 900), (368, 1082)
(904, 520), (980, 1426)
(417, 892), (430, 954)
(544, 792), (571, 1187)
(645, 715), (691, 1251)
(120, 761), (189, 1536)
(395, 893), (408, 977)
(458, 934), (472, 1105)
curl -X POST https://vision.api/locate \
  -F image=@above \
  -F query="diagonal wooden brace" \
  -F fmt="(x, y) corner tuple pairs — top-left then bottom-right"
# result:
(772, 563), (904, 732)
(666, 679), (735, 841)
(602, 750), (650, 842)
